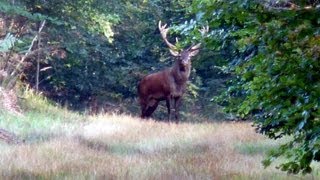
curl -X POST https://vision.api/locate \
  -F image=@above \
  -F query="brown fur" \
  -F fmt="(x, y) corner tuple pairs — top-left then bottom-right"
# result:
(138, 49), (199, 123)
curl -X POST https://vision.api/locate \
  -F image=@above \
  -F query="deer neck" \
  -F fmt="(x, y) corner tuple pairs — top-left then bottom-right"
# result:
(170, 61), (191, 85)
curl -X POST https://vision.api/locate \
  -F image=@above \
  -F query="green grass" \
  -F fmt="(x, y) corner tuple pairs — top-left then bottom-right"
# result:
(236, 140), (280, 155)
(0, 90), (320, 179)
(0, 88), (85, 143)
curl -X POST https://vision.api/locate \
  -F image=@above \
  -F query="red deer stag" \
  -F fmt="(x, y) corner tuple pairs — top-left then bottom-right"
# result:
(138, 21), (207, 123)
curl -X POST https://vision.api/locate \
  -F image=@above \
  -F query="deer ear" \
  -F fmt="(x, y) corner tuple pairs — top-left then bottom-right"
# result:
(189, 49), (199, 57)
(189, 43), (201, 57)
(169, 49), (180, 56)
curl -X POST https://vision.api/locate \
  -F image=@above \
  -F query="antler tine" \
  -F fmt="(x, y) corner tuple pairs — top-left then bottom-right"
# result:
(158, 21), (177, 50)
(199, 25), (209, 36)
(190, 43), (201, 51)
(189, 25), (209, 51)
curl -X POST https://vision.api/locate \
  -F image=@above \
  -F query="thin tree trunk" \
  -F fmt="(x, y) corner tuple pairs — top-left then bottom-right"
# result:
(36, 22), (42, 92)
(7, 20), (46, 89)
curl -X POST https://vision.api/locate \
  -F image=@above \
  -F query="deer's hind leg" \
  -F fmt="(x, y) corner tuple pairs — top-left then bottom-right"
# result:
(166, 98), (172, 122)
(140, 103), (147, 118)
(139, 97), (149, 118)
(144, 99), (159, 118)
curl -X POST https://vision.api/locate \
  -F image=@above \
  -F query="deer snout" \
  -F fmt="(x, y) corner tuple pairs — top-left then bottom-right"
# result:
(181, 58), (190, 66)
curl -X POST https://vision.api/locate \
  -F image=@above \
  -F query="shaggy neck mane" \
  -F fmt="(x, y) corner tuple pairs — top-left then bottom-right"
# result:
(171, 60), (191, 84)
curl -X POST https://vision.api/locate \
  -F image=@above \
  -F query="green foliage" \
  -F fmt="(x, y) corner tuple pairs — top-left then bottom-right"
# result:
(0, 1), (62, 24)
(191, 0), (320, 174)
(0, 33), (16, 52)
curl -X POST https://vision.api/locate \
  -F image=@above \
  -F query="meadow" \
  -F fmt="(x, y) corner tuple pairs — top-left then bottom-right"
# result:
(0, 92), (319, 179)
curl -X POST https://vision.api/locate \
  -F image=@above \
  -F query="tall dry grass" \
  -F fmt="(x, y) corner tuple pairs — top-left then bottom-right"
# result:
(0, 113), (319, 179)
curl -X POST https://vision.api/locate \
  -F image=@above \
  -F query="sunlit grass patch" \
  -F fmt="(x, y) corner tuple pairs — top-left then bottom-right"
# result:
(0, 139), (122, 179)
(80, 113), (216, 155)
(0, 110), (82, 143)
(1, 99), (320, 180)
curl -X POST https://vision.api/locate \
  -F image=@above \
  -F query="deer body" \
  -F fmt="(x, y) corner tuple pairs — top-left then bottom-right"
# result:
(138, 59), (190, 119)
(138, 21), (206, 122)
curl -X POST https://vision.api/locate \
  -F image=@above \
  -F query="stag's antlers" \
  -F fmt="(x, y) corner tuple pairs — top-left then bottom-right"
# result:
(158, 21), (177, 50)
(158, 21), (209, 52)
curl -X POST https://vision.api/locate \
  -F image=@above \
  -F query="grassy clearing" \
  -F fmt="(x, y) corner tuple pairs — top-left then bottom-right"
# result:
(1, 113), (319, 179)
(0, 91), (319, 179)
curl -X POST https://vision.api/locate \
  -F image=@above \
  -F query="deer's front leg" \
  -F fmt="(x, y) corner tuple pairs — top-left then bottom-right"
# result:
(166, 97), (172, 122)
(174, 97), (181, 123)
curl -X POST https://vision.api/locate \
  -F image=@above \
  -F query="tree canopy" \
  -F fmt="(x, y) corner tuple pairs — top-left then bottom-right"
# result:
(190, 0), (320, 174)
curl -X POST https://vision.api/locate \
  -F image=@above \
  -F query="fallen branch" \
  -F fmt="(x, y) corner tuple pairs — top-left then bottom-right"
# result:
(8, 20), (46, 87)
(0, 128), (23, 144)
(10, 20), (46, 77)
